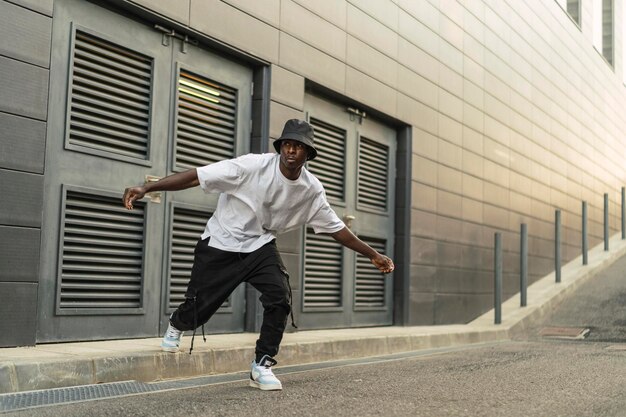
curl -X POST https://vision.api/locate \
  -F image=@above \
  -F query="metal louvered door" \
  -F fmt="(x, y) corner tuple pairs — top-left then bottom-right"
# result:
(299, 94), (396, 329)
(162, 44), (251, 334)
(39, 0), (252, 342)
(38, 0), (172, 342)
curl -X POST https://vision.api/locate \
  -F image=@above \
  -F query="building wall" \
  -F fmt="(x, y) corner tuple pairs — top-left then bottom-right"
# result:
(124, 0), (626, 324)
(4, 0), (626, 346)
(0, 0), (53, 346)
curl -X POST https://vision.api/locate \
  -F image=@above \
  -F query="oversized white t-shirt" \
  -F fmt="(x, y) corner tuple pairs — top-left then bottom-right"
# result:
(196, 153), (345, 252)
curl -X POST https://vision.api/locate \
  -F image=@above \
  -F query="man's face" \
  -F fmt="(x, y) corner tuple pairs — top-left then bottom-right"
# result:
(279, 139), (308, 171)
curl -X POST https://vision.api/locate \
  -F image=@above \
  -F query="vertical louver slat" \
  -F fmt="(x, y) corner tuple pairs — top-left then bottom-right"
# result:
(168, 207), (231, 310)
(355, 237), (387, 308)
(358, 137), (389, 211)
(68, 31), (153, 159)
(303, 228), (343, 308)
(60, 191), (145, 309)
(175, 71), (238, 169)
(307, 118), (346, 201)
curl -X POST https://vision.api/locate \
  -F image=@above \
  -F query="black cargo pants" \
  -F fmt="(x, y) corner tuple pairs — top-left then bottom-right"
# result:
(170, 237), (292, 360)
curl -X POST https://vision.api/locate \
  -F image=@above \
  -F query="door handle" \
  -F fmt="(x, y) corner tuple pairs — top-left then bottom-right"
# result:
(144, 175), (162, 203)
(343, 215), (355, 229)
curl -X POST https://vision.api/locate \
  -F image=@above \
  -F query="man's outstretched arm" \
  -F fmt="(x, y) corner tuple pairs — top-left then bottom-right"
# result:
(123, 168), (200, 210)
(330, 227), (395, 274)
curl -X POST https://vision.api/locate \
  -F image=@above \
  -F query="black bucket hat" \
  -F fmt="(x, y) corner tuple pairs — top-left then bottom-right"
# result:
(273, 119), (318, 160)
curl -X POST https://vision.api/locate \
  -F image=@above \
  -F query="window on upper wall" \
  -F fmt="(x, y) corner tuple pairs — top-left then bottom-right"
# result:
(556, 0), (581, 26)
(593, 0), (614, 66)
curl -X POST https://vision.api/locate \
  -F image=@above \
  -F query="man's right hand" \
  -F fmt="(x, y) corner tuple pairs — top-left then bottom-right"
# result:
(123, 186), (147, 210)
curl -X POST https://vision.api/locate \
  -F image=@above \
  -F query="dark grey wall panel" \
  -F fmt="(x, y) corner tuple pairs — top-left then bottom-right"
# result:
(0, 169), (43, 227)
(0, 1), (52, 68)
(0, 112), (46, 173)
(5, 0), (53, 16)
(0, 56), (49, 120)
(0, 282), (37, 347)
(0, 226), (40, 283)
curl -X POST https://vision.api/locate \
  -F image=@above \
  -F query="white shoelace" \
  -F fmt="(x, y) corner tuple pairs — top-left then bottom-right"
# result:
(166, 325), (182, 339)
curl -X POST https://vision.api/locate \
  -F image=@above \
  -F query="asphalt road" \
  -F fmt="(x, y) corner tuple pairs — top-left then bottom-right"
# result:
(4, 256), (626, 417)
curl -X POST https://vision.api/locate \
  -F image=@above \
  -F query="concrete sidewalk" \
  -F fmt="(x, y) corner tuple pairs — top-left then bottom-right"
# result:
(2, 235), (626, 394)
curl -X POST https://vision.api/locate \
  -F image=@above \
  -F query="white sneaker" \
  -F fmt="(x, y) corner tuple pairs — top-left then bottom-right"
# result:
(249, 355), (282, 391)
(161, 323), (183, 353)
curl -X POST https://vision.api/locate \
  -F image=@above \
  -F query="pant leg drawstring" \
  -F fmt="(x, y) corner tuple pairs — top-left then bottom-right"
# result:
(189, 296), (198, 354)
(281, 268), (297, 329)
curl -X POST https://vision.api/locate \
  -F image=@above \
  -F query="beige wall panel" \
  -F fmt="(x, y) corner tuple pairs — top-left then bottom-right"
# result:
(438, 113), (462, 146)
(398, 37), (439, 85)
(438, 89), (463, 122)
(281, 0), (346, 61)
(292, 0), (347, 29)
(398, 95), (438, 135)
(279, 33), (345, 93)
(270, 65), (304, 110)
(437, 140), (462, 170)
(437, 164), (462, 195)
(224, 0), (280, 26)
(463, 78), (483, 109)
(439, 37), (463, 75)
(510, 191), (531, 215)
(412, 182), (437, 212)
(462, 105), (484, 140)
(397, 0), (439, 33)
(438, 63), (463, 97)
(462, 173), (483, 201)
(190, 0), (279, 62)
(345, 67), (396, 118)
(462, 197), (483, 223)
(397, 65), (438, 109)
(463, 55), (485, 88)
(484, 115), (510, 148)
(413, 127), (438, 160)
(268, 101), (304, 140)
(413, 155), (437, 187)
(412, 210), (437, 238)
(462, 150), (483, 179)
(348, 0), (398, 31)
(398, 9), (438, 58)
(439, 6), (464, 49)
(347, 4), (398, 59)
(484, 160), (509, 189)
(462, 125), (483, 154)
(346, 36), (397, 88)
(437, 190), (462, 218)
(131, 0), (190, 24)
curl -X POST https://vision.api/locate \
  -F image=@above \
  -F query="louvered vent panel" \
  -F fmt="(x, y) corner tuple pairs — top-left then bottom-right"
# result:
(168, 207), (231, 310)
(355, 237), (387, 308)
(60, 191), (145, 309)
(307, 118), (346, 201)
(68, 31), (153, 159)
(358, 137), (389, 211)
(175, 71), (237, 169)
(303, 228), (343, 308)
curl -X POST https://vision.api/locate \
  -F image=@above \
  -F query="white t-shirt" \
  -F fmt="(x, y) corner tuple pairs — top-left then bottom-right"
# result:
(196, 153), (345, 252)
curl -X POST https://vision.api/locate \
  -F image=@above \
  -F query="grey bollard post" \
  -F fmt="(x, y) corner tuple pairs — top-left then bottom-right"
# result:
(622, 187), (625, 240)
(494, 232), (502, 324)
(555, 209), (561, 283)
(520, 223), (527, 307)
(582, 201), (588, 265)
(622, 187), (626, 240)
(604, 193), (609, 251)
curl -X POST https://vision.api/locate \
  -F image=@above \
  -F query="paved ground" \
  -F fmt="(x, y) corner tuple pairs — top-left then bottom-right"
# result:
(5, 340), (625, 417)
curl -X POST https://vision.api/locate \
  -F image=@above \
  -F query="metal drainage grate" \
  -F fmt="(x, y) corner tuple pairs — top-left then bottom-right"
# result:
(0, 381), (159, 413)
(539, 326), (590, 340)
